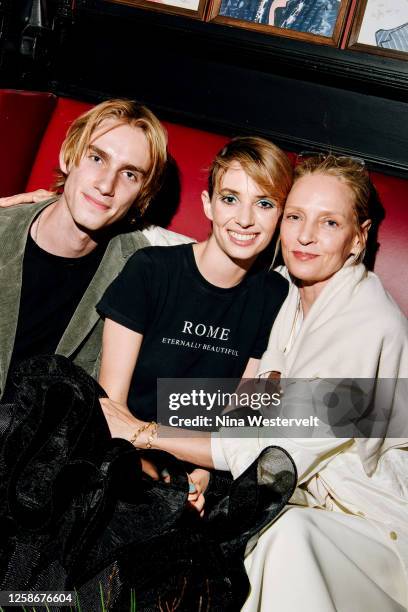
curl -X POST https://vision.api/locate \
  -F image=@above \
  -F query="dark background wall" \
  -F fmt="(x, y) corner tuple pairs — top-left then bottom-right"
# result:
(1, 0), (408, 177)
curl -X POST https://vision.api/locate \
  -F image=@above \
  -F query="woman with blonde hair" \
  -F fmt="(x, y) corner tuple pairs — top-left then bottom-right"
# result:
(212, 153), (408, 612)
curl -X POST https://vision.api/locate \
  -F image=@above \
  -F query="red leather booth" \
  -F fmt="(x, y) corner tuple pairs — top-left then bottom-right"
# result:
(1, 89), (407, 314)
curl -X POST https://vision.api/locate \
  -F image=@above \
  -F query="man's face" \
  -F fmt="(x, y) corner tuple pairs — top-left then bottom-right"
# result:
(60, 120), (151, 231)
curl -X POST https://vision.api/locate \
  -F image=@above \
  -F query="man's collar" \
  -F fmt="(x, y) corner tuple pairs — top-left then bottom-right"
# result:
(0, 198), (59, 263)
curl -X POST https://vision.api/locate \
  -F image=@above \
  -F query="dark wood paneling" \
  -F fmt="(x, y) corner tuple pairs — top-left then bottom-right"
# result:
(2, 0), (408, 176)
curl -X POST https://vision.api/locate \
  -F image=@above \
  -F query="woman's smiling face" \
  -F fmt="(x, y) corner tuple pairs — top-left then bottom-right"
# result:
(280, 172), (361, 290)
(202, 161), (281, 264)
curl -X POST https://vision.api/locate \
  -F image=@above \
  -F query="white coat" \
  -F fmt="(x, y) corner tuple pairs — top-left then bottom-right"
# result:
(212, 264), (408, 611)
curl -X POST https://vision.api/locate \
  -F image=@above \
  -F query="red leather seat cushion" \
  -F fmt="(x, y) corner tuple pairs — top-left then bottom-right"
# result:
(26, 97), (93, 192)
(163, 121), (228, 240)
(370, 172), (408, 314)
(0, 90), (56, 196)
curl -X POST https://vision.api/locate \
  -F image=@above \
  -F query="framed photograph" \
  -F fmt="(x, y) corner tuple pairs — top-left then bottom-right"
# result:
(207, 0), (352, 46)
(107, 0), (208, 20)
(348, 0), (408, 59)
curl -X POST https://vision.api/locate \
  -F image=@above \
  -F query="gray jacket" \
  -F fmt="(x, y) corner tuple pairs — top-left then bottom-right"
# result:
(0, 199), (192, 399)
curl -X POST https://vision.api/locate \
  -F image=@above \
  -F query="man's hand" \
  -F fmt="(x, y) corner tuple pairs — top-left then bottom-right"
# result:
(0, 189), (55, 208)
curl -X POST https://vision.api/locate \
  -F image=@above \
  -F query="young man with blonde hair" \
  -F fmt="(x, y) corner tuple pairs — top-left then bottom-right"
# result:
(0, 99), (190, 403)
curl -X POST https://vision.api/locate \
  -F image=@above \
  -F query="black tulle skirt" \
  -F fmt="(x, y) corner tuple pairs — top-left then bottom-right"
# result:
(0, 355), (296, 611)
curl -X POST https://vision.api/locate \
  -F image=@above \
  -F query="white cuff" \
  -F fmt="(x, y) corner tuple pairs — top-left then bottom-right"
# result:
(211, 432), (229, 471)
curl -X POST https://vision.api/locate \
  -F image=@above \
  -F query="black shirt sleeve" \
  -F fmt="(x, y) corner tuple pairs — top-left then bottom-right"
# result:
(250, 271), (288, 359)
(97, 248), (154, 334)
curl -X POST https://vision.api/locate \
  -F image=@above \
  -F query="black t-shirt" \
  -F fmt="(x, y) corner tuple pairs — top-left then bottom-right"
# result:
(4, 233), (106, 400)
(97, 243), (288, 421)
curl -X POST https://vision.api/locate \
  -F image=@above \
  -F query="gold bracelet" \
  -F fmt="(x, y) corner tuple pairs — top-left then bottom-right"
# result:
(129, 422), (151, 447)
(145, 421), (158, 449)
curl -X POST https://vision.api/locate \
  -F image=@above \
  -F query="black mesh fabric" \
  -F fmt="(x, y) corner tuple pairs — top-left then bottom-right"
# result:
(0, 355), (297, 611)
(0, 402), (13, 442)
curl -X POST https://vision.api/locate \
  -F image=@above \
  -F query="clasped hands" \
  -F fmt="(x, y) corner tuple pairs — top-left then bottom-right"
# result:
(99, 397), (209, 516)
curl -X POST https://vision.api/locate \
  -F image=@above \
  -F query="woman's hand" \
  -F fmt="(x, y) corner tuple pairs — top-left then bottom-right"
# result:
(99, 397), (146, 442)
(100, 398), (211, 515)
(100, 398), (162, 478)
(187, 469), (211, 517)
(189, 468), (211, 495)
(160, 467), (207, 516)
(0, 189), (55, 207)
(140, 457), (161, 480)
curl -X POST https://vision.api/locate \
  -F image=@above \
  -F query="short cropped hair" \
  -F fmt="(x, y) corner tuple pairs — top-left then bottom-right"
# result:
(55, 99), (168, 216)
(208, 136), (293, 210)
(294, 155), (371, 264)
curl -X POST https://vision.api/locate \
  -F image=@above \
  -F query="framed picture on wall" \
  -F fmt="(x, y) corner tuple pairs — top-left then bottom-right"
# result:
(107, 0), (208, 19)
(207, 0), (352, 46)
(347, 0), (408, 59)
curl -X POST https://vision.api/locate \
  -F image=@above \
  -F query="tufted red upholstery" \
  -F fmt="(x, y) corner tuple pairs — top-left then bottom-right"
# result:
(1, 93), (406, 314)
(370, 172), (408, 313)
(26, 97), (94, 192)
(162, 122), (227, 240)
